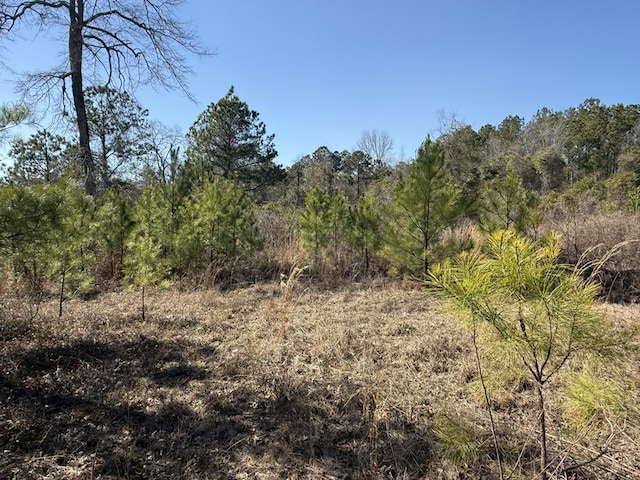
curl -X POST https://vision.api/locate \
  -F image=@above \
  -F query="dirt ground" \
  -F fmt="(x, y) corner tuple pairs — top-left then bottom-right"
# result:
(1, 282), (638, 479)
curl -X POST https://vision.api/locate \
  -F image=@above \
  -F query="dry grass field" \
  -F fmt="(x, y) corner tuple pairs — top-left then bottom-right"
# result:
(1, 281), (639, 479)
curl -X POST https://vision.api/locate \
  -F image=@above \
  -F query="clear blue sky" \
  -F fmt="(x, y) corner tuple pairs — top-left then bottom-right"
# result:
(1, 0), (639, 166)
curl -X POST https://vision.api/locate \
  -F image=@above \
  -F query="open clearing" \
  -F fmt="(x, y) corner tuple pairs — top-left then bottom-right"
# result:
(1, 282), (639, 479)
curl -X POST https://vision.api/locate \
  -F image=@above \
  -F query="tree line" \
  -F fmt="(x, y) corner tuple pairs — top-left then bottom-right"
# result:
(0, 85), (639, 303)
(1, 0), (638, 300)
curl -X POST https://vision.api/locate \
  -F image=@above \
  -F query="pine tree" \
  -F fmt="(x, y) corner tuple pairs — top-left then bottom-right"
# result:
(430, 229), (633, 479)
(45, 180), (95, 316)
(185, 87), (284, 196)
(479, 166), (541, 233)
(125, 186), (172, 320)
(385, 138), (463, 275)
(174, 177), (259, 277)
(0, 183), (63, 301)
(300, 187), (332, 269)
(346, 189), (383, 272)
(6, 130), (73, 186)
(94, 187), (134, 279)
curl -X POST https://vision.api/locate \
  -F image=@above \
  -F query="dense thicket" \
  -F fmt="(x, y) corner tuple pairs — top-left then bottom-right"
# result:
(1, 95), (639, 300)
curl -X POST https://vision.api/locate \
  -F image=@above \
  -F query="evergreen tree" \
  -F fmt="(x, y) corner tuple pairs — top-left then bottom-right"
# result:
(293, 147), (346, 196)
(522, 107), (567, 192)
(385, 138), (463, 275)
(125, 185), (172, 320)
(45, 180), (94, 316)
(94, 187), (134, 279)
(0, 184), (59, 299)
(185, 87), (284, 196)
(84, 85), (152, 193)
(327, 192), (350, 260)
(441, 123), (485, 196)
(299, 187), (332, 269)
(174, 177), (260, 276)
(343, 150), (389, 201)
(430, 230), (633, 479)
(479, 166), (541, 234)
(6, 130), (74, 186)
(0, 102), (31, 141)
(346, 189), (383, 272)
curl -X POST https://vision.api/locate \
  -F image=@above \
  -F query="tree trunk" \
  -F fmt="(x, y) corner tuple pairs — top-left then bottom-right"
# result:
(423, 231), (429, 275)
(58, 268), (66, 318)
(141, 285), (146, 321)
(364, 246), (370, 273)
(68, 0), (96, 197)
(536, 382), (549, 480)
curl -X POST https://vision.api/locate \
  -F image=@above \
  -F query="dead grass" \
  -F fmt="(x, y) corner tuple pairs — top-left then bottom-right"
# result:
(0, 283), (638, 479)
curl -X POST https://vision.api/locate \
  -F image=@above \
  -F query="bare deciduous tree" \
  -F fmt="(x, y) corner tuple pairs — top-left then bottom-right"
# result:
(435, 109), (465, 139)
(0, 0), (211, 196)
(357, 128), (394, 165)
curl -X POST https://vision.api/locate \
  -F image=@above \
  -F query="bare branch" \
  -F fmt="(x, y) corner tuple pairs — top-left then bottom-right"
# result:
(0, 1), (68, 31)
(0, 0), (213, 196)
(2, 0), (212, 100)
(357, 128), (394, 165)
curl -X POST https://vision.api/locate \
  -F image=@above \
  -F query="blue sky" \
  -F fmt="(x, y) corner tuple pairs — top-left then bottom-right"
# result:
(1, 0), (639, 166)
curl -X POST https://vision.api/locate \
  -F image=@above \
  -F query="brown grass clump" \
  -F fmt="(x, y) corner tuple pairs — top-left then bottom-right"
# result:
(0, 283), (638, 479)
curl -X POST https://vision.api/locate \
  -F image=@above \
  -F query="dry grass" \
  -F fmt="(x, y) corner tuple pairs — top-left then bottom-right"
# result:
(542, 211), (640, 302)
(0, 283), (638, 479)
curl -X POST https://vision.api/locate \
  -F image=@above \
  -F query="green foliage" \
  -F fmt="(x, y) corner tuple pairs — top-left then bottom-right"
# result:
(497, 115), (524, 143)
(93, 187), (134, 279)
(529, 146), (566, 192)
(84, 85), (152, 191)
(44, 181), (95, 315)
(174, 177), (260, 274)
(346, 189), (383, 271)
(327, 192), (350, 258)
(290, 146), (391, 206)
(432, 414), (479, 466)
(126, 232), (168, 290)
(384, 138), (464, 275)
(479, 166), (541, 233)
(437, 99), (640, 198)
(0, 181), (94, 307)
(299, 187), (332, 268)
(431, 230), (604, 377)
(0, 102), (31, 138)
(0, 184), (60, 296)
(125, 186), (173, 318)
(0, 184), (55, 256)
(545, 172), (639, 218)
(626, 184), (640, 214)
(441, 124), (486, 195)
(430, 229), (632, 478)
(564, 371), (627, 434)
(185, 87), (284, 196)
(6, 130), (74, 186)
(299, 187), (353, 272)
(125, 186), (172, 286)
(563, 99), (640, 179)
(289, 146), (344, 197)
(343, 150), (382, 200)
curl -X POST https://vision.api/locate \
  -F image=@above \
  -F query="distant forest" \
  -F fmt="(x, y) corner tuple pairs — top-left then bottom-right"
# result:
(2, 91), (640, 306)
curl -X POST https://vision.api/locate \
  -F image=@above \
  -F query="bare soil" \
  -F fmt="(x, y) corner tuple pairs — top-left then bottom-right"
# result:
(1, 282), (638, 479)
